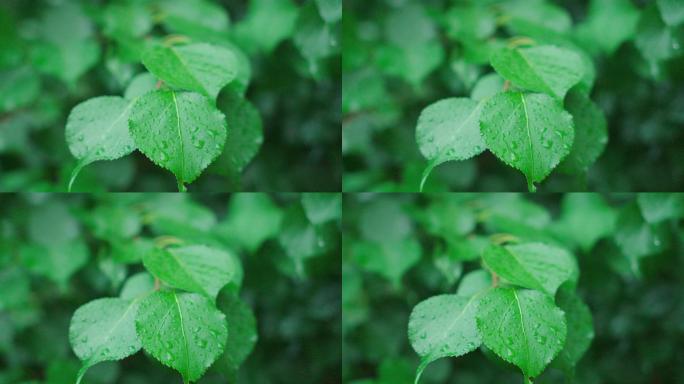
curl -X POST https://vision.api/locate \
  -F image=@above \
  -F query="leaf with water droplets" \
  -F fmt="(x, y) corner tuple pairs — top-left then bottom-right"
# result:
(476, 287), (567, 379)
(557, 89), (607, 174)
(65, 96), (136, 191)
(213, 292), (258, 380)
(69, 298), (142, 383)
(141, 42), (237, 101)
(482, 242), (578, 296)
(408, 294), (482, 384)
(128, 90), (227, 189)
(479, 92), (574, 191)
(490, 45), (585, 100)
(136, 291), (228, 383)
(551, 284), (594, 375)
(415, 97), (486, 191)
(142, 244), (236, 300)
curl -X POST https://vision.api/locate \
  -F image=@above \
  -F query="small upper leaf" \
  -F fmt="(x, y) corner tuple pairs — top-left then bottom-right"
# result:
(136, 291), (228, 383)
(476, 287), (567, 379)
(65, 96), (136, 190)
(490, 45), (585, 100)
(142, 244), (236, 300)
(141, 42), (237, 101)
(408, 294), (482, 383)
(482, 242), (578, 296)
(479, 92), (574, 190)
(128, 90), (227, 188)
(415, 98), (486, 190)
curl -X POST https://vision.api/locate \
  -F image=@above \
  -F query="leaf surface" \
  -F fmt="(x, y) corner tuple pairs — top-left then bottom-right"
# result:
(552, 285), (594, 374)
(65, 96), (136, 190)
(136, 291), (228, 383)
(128, 90), (227, 188)
(482, 243), (578, 296)
(141, 43), (237, 100)
(142, 245), (236, 300)
(214, 293), (258, 380)
(476, 287), (567, 379)
(557, 89), (607, 173)
(490, 45), (584, 99)
(479, 92), (574, 190)
(69, 298), (142, 383)
(415, 98), (486, 190)
(657, 0), (684, 26)
(408, 294), (482, 383)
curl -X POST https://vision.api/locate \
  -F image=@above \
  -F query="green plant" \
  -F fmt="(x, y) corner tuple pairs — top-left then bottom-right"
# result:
(342, 0), (684, 192)
(0, 193), (342, 384)
(342, 193), (684, 384)
(0, 0), (341, 192)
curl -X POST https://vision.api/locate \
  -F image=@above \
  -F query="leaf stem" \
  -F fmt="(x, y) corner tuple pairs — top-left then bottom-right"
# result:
(154, 277), (160, 291)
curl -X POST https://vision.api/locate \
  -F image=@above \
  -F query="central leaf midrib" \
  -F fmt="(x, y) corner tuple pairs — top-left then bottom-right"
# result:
(174, 293), (191, 380)
(171, 91), (185, 183)
(513, 290), (530, 376)
(520, 93), (535, 180)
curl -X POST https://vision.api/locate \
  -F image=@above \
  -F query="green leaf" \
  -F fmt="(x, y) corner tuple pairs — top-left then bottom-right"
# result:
(217, 194), (284, 252)
(124, 72), (157, 100)
(637, 193), (684, 223)
(551, 285), (594, 374)
(415, 98), (486, 191)
(128, 90), (227, 189)
(120, 272), (156, 300)
(65, 96), (136, 191)
(614, 203), (669, 275)
(471, 73), (504, 101)
(635, 5), (681, 64)
(657, 0), (684, 27)
(316, 0), (342, 24)
(214, 292), (258, 381)
(233, 0), (299, 54)
(69, 298), (142, 383)
(557, 89), (608, 174)
(457, 270), (492, 297)
(21, 241), (89, 286)
(294, 3), (337, 76)
(444, 5), (496, 41)
(352, 239), (421, 286)
(575, 0), (640, 55)
(141, 43), (238, 101)
(210, 88), (263, 176)
(0, 67), (40, 113)
(408, 294), (482, 383)
(479, 92), (575, 191)
(102, 2), (152, 39)
(490, 45), (585, 100)
(359, 198), (412, 243)
(158, 0), (230, 38)
(476, 287), (567, 379)
(142, 245), (236, 300)
(0, 267), (30, 311)
(301, 193), (342, 224)
(502, 0), (572, 34)
(482, 243), (578, 296)
(136, 291), (228, 383)
(554, 194), (617, 252)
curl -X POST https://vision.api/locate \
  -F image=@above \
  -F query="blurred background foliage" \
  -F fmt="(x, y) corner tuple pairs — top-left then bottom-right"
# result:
(342, 0), (684, 192)
(0, 192), (341, 384)
(342, 193), (684, 383)
(0, 0), (341, 192)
